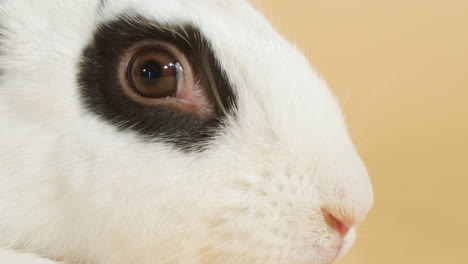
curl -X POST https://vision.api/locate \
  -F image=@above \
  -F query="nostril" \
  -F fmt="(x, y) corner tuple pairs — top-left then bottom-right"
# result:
(322, 209), (350, 236)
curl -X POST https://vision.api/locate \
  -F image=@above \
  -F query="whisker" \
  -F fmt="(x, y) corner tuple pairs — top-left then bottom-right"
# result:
(348, 84), (381, 131)
(340, 83), (353, 112)
(102, 223), (201, 263)
(202, 55), (227, 116)
(188, 240), (231, 264)
(348, 70), (401, 133)
(354, 117), (399, 152)
(222, 247), (251, 264)
(160, 239), (220, 264)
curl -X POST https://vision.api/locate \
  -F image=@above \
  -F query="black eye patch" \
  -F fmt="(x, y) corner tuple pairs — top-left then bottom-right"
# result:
(77, 15), (237, 151)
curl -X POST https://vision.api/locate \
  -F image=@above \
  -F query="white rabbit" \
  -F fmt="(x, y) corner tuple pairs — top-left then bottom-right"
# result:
(0, 0), (373, 263)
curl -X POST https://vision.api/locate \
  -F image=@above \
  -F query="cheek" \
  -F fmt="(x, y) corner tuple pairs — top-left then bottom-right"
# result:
(191, 176), (341, 263)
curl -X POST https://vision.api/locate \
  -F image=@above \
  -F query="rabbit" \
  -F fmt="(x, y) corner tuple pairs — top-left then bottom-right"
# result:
(0, 0), (373, 263)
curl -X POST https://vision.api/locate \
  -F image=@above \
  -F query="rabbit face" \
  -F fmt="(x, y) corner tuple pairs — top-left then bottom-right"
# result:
(0, 0), (373, 263)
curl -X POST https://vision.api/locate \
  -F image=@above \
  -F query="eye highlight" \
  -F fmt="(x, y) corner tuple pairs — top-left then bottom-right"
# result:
(127, 49), (182, 98)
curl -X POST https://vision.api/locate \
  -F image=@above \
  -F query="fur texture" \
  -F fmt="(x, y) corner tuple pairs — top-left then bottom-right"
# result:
(0, 0), (373, 263)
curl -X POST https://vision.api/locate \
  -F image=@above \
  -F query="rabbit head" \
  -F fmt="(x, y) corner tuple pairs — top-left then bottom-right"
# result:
(0, 0), (373, 263)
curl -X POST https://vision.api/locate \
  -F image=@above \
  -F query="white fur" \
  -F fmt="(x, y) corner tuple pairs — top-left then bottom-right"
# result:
(0, 248), (61, 264)
(0, 0), (373, 263)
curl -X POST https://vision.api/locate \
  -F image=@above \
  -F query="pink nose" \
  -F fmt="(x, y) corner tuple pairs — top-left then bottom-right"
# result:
(322, 208), (350, 236)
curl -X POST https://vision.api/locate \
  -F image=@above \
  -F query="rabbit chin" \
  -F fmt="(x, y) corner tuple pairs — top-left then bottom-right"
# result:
(98, 234), (354, 264)
(75, 233), (354, 264)
(56, 209), (358, 264)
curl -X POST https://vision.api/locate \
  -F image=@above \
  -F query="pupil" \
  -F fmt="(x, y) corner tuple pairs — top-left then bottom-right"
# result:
(140, 61), (162, 84)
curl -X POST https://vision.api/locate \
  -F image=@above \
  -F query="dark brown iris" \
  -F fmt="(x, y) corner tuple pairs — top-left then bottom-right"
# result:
(127, 49), (179, 98)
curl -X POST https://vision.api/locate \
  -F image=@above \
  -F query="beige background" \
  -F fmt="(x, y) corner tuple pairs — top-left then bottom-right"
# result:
(251, 0), (468, 263)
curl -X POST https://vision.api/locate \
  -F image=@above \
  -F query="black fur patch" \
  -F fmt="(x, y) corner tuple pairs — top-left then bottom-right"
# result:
(78, 16), (237, 151)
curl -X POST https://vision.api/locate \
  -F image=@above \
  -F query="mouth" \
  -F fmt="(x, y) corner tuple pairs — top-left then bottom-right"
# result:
(331, 228), (357, 262)
(328, 239), (349, 262)
(324, 237), (345, 263)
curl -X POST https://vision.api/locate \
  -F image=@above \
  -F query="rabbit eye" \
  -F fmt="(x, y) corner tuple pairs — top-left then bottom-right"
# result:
(126, 49), (181, 98)
(119, 44), (213, 118)
(78, 18), (237, 149)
